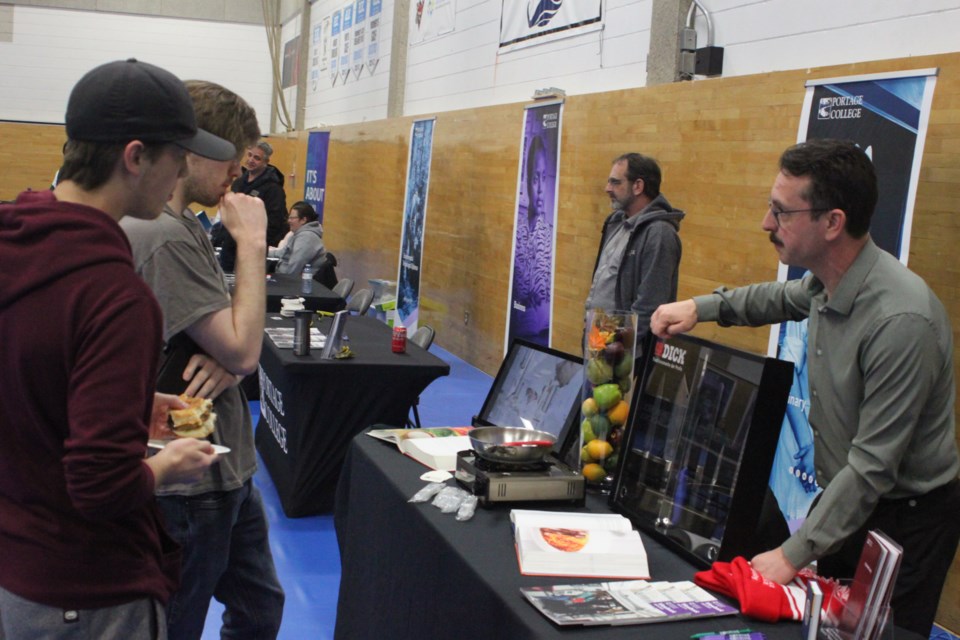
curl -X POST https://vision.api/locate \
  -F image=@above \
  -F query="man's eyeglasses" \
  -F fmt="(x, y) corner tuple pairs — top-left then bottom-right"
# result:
(607, 177), (642, 186)
(768, 202), (828, 228)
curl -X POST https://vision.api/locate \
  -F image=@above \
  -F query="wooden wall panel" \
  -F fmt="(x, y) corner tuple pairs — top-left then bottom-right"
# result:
(0, 122), (66, 200)
(4, 51), (960, 630)
(258, 55), (960, 629)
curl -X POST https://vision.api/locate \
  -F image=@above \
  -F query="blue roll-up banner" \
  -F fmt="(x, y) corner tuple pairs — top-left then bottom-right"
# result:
(396, 118), (436, 332)
(304, 131), (330, 224)
(767, 69), (938, 534)
(504, 100), (562, 352)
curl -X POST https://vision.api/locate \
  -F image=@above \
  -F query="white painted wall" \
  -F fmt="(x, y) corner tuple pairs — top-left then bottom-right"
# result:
(4, 2), (960, 131)
(401, 0), (654, 117)
(700, 0), (960, 78)
(302, 0), (960, 124)
(0, 6), (273, 134)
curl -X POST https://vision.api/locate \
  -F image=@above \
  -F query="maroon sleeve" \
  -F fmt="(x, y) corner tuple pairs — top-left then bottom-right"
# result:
(63, 283), (163, 520)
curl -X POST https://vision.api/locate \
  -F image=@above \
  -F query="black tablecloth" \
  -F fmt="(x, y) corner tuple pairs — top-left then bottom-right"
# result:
(334, 433), (801, 640)
(264, 274), (345, 313)
(255, 315), (449, 516)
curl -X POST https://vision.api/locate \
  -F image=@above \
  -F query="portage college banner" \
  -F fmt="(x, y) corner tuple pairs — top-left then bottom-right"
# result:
(396, 118), (436, 332)
(766, 69), (938, 534)
(303, 131), (330, 223)
(499, 0), (601, 51)
(504, 100), (562, 351)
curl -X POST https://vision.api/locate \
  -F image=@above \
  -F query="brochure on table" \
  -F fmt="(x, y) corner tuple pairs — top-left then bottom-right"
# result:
(832, 529), (902, 640)
(521, 579), (737, 627)
(265, 327), (325, 349)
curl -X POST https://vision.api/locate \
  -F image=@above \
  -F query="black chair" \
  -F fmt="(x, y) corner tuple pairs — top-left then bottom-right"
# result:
(347, 288), (374, 316)
(313, 252), (339, 290)
(332, 278), (354, 299)
(406, 325), (436, 428)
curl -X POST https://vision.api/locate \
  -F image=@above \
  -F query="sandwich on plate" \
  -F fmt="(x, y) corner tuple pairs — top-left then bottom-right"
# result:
(168, 394), (217, 439)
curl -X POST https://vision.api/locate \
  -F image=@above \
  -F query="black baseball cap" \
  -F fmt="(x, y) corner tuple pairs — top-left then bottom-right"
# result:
(65, 58), (236, 161)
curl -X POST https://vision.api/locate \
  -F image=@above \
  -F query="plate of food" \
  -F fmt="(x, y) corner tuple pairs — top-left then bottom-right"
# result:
(148, 394), (230, 454)
(148, 439), (231, 455)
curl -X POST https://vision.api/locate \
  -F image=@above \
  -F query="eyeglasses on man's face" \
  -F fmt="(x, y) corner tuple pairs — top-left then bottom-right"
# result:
(767, 201), (828, 228)
(607, 177), (642, 187)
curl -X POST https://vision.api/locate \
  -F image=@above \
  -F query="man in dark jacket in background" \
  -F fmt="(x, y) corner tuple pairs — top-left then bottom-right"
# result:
(212, 139), (287, 271)
(586, 152), (684, 352)
(232, 140), (287, 246)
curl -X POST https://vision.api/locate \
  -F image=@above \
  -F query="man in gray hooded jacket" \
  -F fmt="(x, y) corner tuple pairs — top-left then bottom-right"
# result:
(271, 200), (326, 276)
(586, 152), (684, 350)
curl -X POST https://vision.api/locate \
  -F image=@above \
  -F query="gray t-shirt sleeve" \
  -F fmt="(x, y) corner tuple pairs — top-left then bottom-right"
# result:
(137, 238), (231, 341)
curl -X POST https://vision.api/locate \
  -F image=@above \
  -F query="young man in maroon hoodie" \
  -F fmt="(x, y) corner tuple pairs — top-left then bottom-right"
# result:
(0, 59), (235, 639)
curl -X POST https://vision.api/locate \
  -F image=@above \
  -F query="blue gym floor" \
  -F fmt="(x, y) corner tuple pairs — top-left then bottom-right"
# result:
(200, 344), (492, 639)
(199, 344), (960, 640)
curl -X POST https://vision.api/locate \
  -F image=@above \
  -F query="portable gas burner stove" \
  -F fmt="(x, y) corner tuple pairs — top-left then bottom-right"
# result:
(455, 450), (585, 507)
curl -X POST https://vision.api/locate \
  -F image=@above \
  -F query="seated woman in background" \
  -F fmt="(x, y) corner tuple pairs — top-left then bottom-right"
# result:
(270, 201), (326, 276)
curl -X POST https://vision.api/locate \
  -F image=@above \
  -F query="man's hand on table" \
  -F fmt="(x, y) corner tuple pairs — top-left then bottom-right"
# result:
(750, 547), (798, 584)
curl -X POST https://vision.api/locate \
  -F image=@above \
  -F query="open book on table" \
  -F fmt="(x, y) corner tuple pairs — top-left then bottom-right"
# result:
(366, 427), (474, 472)
(510, 509), (650, 579)
(521, 579), (737, 627)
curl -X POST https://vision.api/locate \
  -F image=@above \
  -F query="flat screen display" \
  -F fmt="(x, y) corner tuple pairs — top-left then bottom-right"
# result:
(476, 339), (583, 455)
(611, 333), (792, 567)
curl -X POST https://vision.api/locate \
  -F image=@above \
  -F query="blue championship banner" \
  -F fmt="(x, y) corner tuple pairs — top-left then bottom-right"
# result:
(396, 118), (436, 332)
(766, 69), (938, 534)
(304, 131), (330, 223)
(504, 100), (562, 352)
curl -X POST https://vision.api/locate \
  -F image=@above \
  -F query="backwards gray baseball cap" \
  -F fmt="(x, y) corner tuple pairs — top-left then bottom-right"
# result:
(65, 58), (236, 161)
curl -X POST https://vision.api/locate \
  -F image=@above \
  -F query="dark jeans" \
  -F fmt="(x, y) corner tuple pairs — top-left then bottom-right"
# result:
(157, 480), (284, 640)
(816, 477), (960, 637)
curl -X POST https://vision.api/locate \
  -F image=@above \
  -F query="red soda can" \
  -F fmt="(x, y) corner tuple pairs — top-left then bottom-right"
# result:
(392, 325), (407, 353)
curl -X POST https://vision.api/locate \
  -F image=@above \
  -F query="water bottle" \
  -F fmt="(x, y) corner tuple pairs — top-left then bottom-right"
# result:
(301, 263), (313, 294)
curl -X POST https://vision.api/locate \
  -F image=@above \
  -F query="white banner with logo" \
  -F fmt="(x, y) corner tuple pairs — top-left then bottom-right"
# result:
(340, 4), (353, 83)
(367, 0), (382, 74)
(309, 18), (328, 93)
(352, 0), (367, 78)
(410, 0), (456, 45)
(765, 69), (938, 536)
(499, 0), (602, 51)
(329, 10), (341, 84)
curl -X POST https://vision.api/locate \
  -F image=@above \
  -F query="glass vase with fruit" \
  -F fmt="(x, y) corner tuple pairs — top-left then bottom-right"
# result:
(580, 309), (637, 490)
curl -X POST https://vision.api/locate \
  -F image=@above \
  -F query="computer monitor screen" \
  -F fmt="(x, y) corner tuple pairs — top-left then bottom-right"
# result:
(476, 339), (583, 455)
(611, 333), (792, 567)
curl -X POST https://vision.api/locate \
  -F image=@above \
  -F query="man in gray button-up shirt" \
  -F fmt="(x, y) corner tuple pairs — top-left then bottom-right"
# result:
(650, 139), (959, 636)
